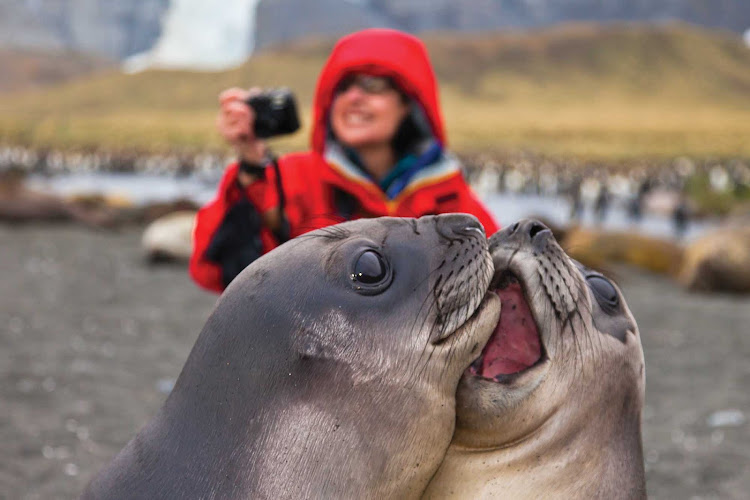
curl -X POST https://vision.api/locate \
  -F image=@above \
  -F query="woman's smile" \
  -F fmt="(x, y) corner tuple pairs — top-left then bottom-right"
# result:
(330, 77), (408, 150)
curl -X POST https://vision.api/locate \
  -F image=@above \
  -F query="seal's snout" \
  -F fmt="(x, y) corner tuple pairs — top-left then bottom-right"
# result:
(429, 213), (493, 344)
(435, 213), (485, 240)
(471, 219), (559, 382)
(490, 218), (552, 252)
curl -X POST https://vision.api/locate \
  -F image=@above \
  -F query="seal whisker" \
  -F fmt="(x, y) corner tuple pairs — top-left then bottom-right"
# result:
(439, 332), (459, 384)
(407, 263), (452, 346)
(572, 309), (597, 380)
(568, 304), (592, 378)
(411, 244), (491, 387)
(406, 296), (443, 388)
(411, 255), (455, 337)
(568, 274), (601, 370)
(561, 306), (584, 375)
(585, 313), (604, 371)
(579, 303), (606, 368)
(574, 288), (600, 370)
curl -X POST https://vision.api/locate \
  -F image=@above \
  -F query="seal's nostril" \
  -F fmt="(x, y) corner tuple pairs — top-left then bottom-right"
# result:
(460, 225), (485, 237)
(436, 213), (483, 239)
(529, 222), (547, 240)
(510, 222), (520, 234)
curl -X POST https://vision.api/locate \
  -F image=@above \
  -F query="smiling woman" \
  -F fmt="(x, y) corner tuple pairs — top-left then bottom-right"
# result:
(190, 28), (499, 293)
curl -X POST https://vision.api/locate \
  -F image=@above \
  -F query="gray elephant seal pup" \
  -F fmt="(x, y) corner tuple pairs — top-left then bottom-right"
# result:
(82, 214), (501, 500)
(424, 219), (646, 499)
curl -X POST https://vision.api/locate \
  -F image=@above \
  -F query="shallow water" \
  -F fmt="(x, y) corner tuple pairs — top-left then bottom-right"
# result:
(485, 193), (717, 241)
(27, 172), (222, 206)
(28, 172), (718, 240)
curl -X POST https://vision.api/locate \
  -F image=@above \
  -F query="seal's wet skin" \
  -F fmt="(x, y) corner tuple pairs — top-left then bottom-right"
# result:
(424, 219), (647, 500)
(81, 214), (501, 500)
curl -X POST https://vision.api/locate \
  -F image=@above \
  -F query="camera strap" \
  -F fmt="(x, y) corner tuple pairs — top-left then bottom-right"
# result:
(269, 154), (291, 243)
(236, 155), (290, 244)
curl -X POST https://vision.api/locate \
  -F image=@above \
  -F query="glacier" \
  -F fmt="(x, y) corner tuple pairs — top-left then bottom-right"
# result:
(123, 0), (260, 73)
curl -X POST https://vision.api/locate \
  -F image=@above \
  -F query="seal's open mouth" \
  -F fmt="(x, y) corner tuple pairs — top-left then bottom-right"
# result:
(468, 270), (544, 381)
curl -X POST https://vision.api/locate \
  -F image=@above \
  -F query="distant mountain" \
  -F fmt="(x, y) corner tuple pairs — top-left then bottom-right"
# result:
(0, 49), (113, 93)
(4, 23), (750, 111)
(1, 0), (750, 80)
(0, 0), (169, 59)
(255, 0), (750, 50)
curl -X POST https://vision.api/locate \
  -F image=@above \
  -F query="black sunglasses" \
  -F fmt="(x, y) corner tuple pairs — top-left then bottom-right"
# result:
(335, 74), (396, 95)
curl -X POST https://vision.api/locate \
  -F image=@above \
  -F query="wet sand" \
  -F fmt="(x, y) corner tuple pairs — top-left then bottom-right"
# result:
(1, 224), (748, 499)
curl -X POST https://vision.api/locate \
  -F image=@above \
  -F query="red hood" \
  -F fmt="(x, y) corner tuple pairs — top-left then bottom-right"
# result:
(311, 29), (446, 154)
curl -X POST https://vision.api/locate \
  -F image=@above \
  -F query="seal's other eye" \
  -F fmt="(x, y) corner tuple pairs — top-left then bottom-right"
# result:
(352, 250), (387, 285)
(587, 275), (619, 309)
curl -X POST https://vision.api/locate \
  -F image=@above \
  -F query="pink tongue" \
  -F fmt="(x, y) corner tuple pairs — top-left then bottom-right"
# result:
(480, 283), (541, 378)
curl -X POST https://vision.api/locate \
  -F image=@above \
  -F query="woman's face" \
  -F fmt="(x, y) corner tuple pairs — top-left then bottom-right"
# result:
(330, 74), (409, 151)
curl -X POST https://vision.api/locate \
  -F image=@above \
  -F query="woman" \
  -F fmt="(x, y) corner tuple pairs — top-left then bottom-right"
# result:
(191, 28), (498, 293)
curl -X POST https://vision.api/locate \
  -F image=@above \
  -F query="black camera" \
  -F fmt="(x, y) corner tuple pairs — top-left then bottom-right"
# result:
(246, 88), (300, 138)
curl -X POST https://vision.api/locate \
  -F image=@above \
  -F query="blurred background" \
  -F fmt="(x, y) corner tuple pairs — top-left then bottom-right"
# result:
(1, 1), (749, 499)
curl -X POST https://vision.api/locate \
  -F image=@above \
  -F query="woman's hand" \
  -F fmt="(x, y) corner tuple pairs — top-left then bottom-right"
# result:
(216, 87), (268, 166)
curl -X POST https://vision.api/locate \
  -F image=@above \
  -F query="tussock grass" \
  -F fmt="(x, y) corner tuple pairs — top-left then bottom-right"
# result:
(2, 23), (750, 160)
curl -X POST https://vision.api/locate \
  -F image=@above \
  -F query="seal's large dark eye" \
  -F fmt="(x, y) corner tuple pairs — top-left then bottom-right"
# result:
(352, 250), (387, 284)
(587, 275), (619, 309)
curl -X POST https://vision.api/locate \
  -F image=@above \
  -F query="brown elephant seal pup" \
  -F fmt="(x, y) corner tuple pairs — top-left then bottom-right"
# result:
(424, 219), (646, 499)
(82, 214), (501, 500)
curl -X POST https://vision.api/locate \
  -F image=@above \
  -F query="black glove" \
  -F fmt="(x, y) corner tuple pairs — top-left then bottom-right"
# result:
(204, 197), (264, 288)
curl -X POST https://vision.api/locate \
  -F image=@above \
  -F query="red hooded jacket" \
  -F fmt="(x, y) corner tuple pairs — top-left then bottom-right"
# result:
(190, 29), (498, 293)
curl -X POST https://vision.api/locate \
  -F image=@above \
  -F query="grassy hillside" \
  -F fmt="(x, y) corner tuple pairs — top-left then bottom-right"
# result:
(0, 49), (113, 93)
(2, 23), (750, 159)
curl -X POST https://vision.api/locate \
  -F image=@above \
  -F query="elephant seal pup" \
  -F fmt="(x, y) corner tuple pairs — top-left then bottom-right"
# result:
(82, 214), (501, 500)
(424, 219), (646, 499)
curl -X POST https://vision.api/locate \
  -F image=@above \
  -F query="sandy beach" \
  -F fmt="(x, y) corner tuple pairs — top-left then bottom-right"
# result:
(1, 223), (748, 499)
